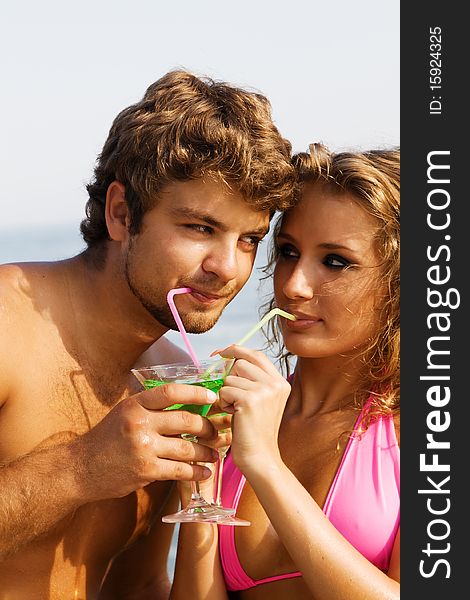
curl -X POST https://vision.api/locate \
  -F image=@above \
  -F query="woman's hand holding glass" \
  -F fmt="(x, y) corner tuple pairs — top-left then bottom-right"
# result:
(217, 345), (291, 478)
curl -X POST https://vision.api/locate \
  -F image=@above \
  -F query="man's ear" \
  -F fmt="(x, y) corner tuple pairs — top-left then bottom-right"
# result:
(105, 181), (130, 242)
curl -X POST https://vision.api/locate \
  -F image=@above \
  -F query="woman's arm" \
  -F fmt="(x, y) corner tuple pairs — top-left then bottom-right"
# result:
(219, 345), (400, 600)
(170, 522), (229, 600)
(169, 472), (229, 600)
(246, 459), (400, 599)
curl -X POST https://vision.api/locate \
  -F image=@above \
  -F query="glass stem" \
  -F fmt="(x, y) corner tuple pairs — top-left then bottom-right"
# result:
(190, 469), (203, 501)
(215, 448), (228, 506)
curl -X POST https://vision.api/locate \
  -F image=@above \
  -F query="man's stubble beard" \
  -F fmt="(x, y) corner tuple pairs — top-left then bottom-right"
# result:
(124, 243), (230, 334)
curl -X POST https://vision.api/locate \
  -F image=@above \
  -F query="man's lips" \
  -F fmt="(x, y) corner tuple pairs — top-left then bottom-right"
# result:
(187, 288), (228, 304)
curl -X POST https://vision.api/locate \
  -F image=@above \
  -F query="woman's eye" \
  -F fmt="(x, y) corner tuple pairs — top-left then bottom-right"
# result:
(278, 243), (299, 259)
(324, 254), (350, 269)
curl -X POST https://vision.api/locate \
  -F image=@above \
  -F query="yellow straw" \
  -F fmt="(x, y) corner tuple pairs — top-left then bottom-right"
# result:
(203, 308), (296, 378)
(234, 308), (296, 346)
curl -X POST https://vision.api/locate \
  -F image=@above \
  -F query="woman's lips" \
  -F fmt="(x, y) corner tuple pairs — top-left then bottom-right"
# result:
(285, 316), (321, 329)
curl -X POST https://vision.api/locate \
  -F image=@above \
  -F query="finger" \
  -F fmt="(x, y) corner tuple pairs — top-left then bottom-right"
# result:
(217, 345), (277, 374)
(208, 397), (229, 413)
(224, 373), (261, 390)
(215, 399), (235, 414)
(137, 383), (217, 411)
(218, 386), (263, 412)
(217, 429), (232, 448)
(157, 437), (219, 463)
(200, 429), (232, 449)
(152, 410), (217, 441)
(154, 459), (213, 482)
(217, 387), (244, 412)
(207, 411), (232, 431)
(209, 348), (224, 357)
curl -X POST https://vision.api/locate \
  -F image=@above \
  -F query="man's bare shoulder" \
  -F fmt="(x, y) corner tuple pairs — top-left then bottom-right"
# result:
(0, 262), (40, 323)
(0, 262), (28, 294)
(0, 265), (28, 404)
(134, 336), (190, 368)
(0, 262), (55, 325)
(0, 262), (53, 408)
(0, 261), (53, 299)
(0, 260), (68, 308)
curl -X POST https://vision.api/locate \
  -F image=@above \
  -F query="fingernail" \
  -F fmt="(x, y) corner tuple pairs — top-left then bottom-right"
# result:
(209, 348), (222, 357)
(206, 390), (217, 402)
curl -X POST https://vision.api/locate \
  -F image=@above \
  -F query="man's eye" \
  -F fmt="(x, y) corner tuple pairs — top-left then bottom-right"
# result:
(240, 236), (263, 248)
(186, 224), (213, 234)
(324, 254), (351, 269)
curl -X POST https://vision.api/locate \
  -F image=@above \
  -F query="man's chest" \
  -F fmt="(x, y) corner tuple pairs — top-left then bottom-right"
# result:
(0, 346), (134, 462)
(0, 348), (168, 567)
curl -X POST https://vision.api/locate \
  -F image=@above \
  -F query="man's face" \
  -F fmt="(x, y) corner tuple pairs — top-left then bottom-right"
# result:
(123, 178), (270, 333)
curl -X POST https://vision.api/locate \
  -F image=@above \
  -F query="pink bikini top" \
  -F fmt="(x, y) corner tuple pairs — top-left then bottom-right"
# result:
(218, 398), (400, 591)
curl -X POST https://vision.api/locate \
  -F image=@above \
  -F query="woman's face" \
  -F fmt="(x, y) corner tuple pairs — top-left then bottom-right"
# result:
(274, 182), (386, 360)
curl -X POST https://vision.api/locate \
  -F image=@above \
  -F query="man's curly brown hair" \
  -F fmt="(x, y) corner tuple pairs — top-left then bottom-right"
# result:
(80, 69), (296, 251)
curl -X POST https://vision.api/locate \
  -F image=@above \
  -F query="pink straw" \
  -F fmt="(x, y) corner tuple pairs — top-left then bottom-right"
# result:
(167, 287), (201, 368)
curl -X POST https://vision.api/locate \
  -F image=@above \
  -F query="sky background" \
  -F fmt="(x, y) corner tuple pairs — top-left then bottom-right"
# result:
(0, 1), (399, 358)
(0, 0), (399, 232)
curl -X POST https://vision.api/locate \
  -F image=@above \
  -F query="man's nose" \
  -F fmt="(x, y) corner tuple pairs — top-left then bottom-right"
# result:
(202, 242), (239, 283)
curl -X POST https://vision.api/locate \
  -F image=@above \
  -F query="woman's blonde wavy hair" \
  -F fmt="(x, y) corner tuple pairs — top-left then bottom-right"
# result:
(262, 143), (400, 417)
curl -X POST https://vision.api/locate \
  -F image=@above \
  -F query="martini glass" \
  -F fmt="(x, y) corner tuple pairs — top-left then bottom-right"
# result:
(131, 358), (250, 526)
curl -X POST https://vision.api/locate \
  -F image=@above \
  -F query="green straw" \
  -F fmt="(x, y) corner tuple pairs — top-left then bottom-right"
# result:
(203, 308), (296, 378)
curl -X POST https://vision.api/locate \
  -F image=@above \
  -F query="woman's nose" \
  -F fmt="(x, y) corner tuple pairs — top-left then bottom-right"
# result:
(282, 264), (316, 300)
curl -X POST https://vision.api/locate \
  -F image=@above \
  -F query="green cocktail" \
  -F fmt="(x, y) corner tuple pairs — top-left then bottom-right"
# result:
(141, 377), (225, 416)
(130, 357), (250, 525)
(132, 358), (229, 419)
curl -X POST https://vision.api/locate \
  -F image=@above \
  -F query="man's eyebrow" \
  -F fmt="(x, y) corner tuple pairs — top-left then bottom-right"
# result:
(170, 207), (269, 236)
(170, 207), (225, 230)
